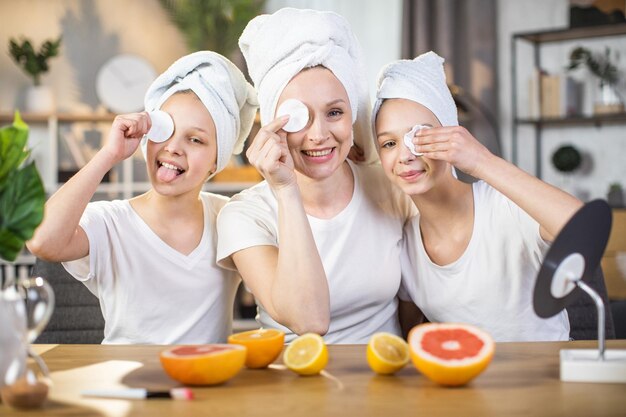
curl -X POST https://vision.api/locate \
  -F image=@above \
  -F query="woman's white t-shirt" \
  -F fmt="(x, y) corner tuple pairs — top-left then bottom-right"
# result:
(217, 161), (416, 344)
(63, 192), (240, 344)
(400, 181), (570, 342)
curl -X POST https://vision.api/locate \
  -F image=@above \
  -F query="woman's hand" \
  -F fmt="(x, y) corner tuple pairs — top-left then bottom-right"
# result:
(246, 116), (296, 189)
(414, 126), (494, 179)
(102, 112), (150, 165)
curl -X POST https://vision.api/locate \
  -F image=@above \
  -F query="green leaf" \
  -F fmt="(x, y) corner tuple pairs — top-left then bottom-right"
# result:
(0, 113), (45, 262)
(0, 111), (30, 189)
(0, 162), (45, 241)
(0, 228), (24, 262)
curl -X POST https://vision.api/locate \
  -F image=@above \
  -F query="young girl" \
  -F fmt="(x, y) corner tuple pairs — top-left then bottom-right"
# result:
(216, 8), (415, 343)
(372, 51), (582, 341)
(27, 51), (258, 344)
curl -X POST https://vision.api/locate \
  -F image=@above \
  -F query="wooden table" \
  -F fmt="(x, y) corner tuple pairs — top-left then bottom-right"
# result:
(1, 341), (625, 416)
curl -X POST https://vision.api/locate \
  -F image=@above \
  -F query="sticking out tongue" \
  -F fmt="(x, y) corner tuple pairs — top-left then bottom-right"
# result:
(157, 165), (180, 183)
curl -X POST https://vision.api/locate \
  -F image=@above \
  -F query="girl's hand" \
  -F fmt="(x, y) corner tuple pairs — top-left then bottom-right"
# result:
(103, 112), (150, 164)
(414, 126), (494, 178)
(246, 116), (296, 189)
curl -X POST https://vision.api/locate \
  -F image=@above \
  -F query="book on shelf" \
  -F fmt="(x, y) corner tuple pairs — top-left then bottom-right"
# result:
(529, 70), (583, 119)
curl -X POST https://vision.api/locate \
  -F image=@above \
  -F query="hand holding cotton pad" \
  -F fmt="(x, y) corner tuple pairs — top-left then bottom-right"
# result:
(403, 124), (429, 156)
(276, 99), (309, 132)
(146, 110), (174, 143)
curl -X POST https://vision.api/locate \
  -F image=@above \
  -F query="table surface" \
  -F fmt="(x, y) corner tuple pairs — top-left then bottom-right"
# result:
(1, 340), (625, 417)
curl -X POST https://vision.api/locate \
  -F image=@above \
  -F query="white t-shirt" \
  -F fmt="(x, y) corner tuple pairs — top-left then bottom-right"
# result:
(63, 192), (240, 345)
(217, 161), (416, 344)
(400, 181), (570, 342)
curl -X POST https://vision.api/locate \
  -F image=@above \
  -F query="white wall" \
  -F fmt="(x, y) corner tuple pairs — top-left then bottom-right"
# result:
(0, 0), (188, 113)
(497, 0), (626, 201)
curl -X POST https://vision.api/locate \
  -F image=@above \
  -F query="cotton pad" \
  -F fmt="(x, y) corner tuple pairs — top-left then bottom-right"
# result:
(146, 110), (174, 143)
(403, 124), (429, 156)
(276, 99), (309, 132)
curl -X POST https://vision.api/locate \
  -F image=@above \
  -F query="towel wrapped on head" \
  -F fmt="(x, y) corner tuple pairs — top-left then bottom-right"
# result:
(239, 7), (377, 164)
(372, 51), (458, 129)
(142, 51), (258, 175)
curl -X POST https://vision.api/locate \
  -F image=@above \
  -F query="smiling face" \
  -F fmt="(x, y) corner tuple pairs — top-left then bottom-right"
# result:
(375, 98), (448, 196)
(146, 91), (217, 196)
(276, 66), (353, 180)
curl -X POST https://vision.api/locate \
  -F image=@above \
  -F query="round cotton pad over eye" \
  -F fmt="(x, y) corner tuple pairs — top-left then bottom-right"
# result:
(146, 110), (174, 143)
(403, 124), (429, 156)
(276, 99), (309, 133)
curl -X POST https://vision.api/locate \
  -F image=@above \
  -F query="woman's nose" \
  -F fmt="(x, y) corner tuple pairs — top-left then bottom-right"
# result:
(306, 116), (329, 144)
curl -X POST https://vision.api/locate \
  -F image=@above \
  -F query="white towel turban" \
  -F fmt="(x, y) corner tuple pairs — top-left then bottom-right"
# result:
(142, 51), (259, 174)
(239, 7), (378, 164)
(372, 51), (458, 129)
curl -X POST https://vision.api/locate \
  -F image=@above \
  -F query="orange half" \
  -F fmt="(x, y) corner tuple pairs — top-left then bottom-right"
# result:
(228, 328), (285, 368)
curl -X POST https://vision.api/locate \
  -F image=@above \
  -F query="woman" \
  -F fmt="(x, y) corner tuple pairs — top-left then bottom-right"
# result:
(372, 51), (582, 341)
(217, 8), (415, 343)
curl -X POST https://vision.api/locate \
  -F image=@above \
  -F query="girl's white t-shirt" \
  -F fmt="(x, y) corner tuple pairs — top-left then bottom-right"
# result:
(217, 161), (416, 344)
(63, 192), (240, 344)
(400, 181), (570, 342)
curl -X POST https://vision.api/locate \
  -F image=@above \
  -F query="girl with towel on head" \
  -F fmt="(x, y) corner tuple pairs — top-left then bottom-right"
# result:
(372, 51), (583, 342)
(216, 8), (416, 344)
(27, 52), (258, 344)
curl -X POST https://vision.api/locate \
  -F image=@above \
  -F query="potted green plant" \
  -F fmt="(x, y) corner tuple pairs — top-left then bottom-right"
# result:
(0, 112), (46, 262)
(567, 46), (624, 114)
(8, 36), (62, 113)
(608, 183), (624, 208)
(0, 113), (51, 409)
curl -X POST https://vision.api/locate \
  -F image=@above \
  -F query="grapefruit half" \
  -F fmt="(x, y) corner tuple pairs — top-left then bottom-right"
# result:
(408, 323), (495, 386)
(159, 344), (246, 386)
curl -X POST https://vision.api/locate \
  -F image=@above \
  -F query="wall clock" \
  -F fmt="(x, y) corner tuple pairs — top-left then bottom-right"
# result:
(96, 54), (156, 114)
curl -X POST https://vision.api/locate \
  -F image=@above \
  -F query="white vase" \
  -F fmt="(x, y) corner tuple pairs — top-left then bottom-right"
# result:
(24, 85), (55, 113)
(593, 83), (624, 115)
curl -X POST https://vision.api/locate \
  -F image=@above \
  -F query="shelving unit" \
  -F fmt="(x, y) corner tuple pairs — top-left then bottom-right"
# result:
(510, 23), (626, 179)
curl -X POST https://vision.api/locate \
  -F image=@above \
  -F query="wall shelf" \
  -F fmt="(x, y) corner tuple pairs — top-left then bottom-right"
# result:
(513, 23), (626, 43)
(510, 24), (626, 178)
(515, 113), (626, 127)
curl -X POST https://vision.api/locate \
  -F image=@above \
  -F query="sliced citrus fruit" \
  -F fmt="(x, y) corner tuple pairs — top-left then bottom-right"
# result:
(228, 328), (285, 369)
(159, 344), (246, 386)
(283, 333), (328, 376)
(408, 323), (494, 386)
(367, 332), (410, 375)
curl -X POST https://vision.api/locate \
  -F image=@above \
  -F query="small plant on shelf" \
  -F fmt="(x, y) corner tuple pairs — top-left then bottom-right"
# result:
(568, 46), (620, 87)
(8, 36), (62, 86)
(608, 182), (624, 208)
(0, 112), (45, 262)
